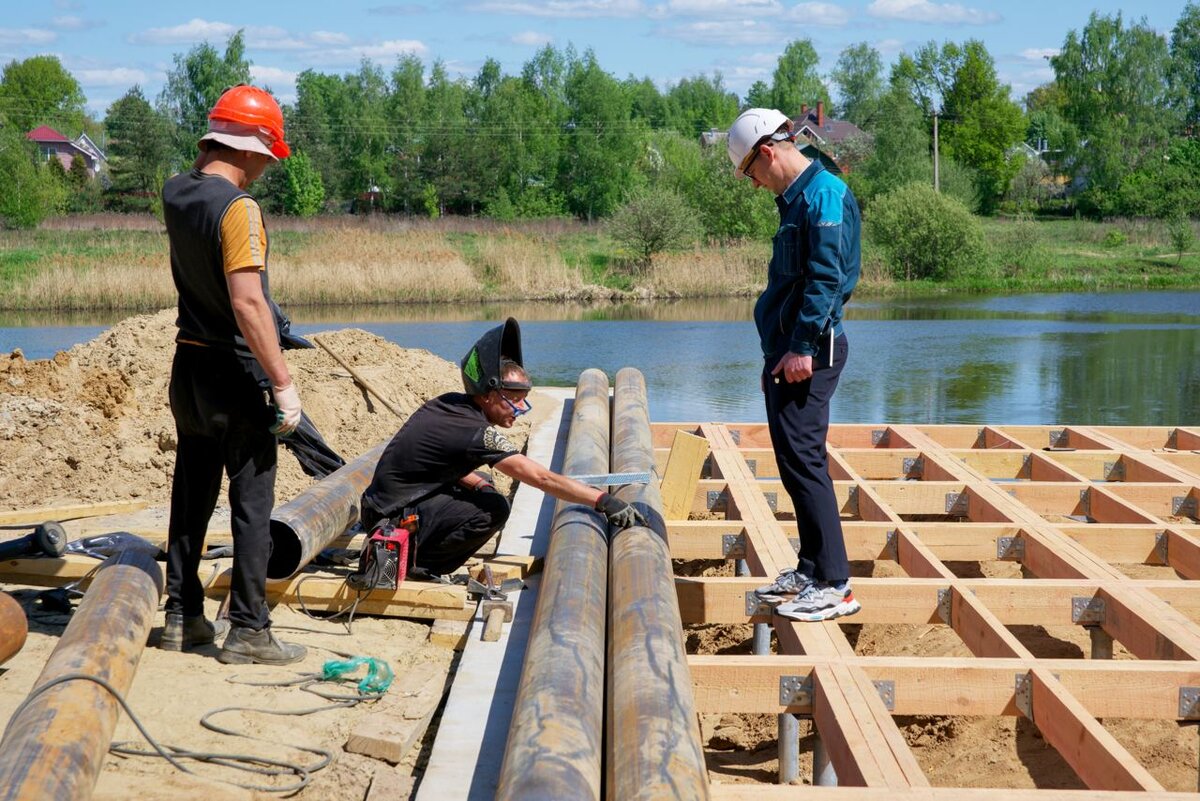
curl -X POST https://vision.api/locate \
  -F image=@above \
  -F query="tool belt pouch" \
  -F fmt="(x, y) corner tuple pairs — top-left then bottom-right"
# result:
(348, 514), (417, 591)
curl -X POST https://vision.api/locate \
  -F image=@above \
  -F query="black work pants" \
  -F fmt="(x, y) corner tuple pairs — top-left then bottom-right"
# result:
(763, 334), (850, 583)
(363, 485), (511, 576)
(166, 344), (276, 630)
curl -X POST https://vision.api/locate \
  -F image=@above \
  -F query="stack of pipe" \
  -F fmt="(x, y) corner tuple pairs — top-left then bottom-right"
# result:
(497, 369), (611, 801)
(607, 367), (709, 801)
(0, 548), (163, 800)
(0, 591), (27, 666)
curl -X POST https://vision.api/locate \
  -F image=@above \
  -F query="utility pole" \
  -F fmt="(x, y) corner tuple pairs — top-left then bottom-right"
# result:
(932, 110), (940, 193)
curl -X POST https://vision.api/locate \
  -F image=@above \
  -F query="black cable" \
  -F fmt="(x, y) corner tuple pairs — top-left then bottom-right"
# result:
(292, 572), (367, 634)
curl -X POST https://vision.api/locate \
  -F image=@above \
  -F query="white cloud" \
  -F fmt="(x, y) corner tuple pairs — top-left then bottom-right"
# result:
(467, 0), (643, 18)
(0, 28), (57, 45)
(250, 65), (298, 85)
(52, 16), (103, 32)
(662, 0), (781, 17)
(867, 0), (999, 25)
(311, 31), (352, 46)
(511, 31), (554, 46)
(307, 39), (429, 66)
(873, 37), (906, 57)
(657, 19), (783, 46)
(129, 18), (237, 45)
(786, 2), (851, 26)
(75, 67), (149, 86)
(53, 0), (82, 8)
(367, 4), (429, 13)
(1020, 47), (1058, 61)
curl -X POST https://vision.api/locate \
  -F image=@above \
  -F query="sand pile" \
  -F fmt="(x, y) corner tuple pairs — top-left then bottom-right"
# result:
(0, 309), (533, 511)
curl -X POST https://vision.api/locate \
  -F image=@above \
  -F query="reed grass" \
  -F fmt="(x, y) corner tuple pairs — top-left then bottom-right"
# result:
(646, 241), (767, 296)
(471, 232), (583, 297)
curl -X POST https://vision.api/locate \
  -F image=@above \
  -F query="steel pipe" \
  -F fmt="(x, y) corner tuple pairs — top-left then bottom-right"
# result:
(497, 369), (611, 801)
(0, 548), (163, 801)
(267, 441), (386, 580)
(0, 591), (27, 666)
(606, 367), (709, 801)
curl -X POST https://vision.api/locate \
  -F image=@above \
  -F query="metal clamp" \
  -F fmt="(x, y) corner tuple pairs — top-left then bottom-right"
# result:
(1071, 596), (1106, 625)
(780, 675), (813, 707)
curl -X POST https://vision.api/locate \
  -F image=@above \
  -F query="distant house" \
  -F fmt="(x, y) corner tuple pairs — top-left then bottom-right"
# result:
(699, 101), (867, 176)
(25, 125), (107, 177)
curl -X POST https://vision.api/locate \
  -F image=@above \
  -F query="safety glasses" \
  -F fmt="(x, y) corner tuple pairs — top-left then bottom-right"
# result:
(499, 392), (532, 418)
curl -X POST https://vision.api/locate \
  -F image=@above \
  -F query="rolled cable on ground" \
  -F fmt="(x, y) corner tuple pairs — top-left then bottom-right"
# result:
(607, 366), (709, 801)
(496, 369), (612, 801)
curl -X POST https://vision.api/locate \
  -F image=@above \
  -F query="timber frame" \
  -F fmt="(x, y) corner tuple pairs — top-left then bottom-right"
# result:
(655, 422), (1200, 795)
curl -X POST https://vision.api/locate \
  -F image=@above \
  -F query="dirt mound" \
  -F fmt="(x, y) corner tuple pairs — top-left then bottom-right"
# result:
(0, 309), (532, 510)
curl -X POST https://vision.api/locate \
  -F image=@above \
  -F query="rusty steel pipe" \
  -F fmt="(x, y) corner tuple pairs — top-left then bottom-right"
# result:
(607, 367), (710, 801)
(0, 591), (27, 666)
(267, 441), (386, 580)
(497, 369), (611, 801)
(0, 548), (163, 801)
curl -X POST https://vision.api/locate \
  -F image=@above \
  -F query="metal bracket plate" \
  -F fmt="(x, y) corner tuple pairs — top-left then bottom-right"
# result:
(1154, 531), (1169, 565)
(846, 485), (860, 517)
(1172, 496), (1198, 519)
(1079, 489), (1091, 518)
(1180, 686), (1200, 720)
(1071, 596), (1106, 625)
(1049, 429), (1067, 448)
(1103, 460), (1126, 481)
(763, 491), (778, 512)
(996, 536), (1025, 561)
(871, 429), (889, 446)
(729, 429), (741, 445)
(873, 680), (896, 711)
(1020, 453), (1033, 479)
(1015, 673), (1032, 720)
(945, 492), (970, 516)
(745, 458), (757, 476)
(706, 490), (726, 512)
(902, 457), (924, 479)
(746, 591), (773, 617)
(722, 533), (746, 560)
(936, 588), (952, 625)
(788, 537), (800, 554)
(780, 675), (813, 707)
(885, 529), (900, 561)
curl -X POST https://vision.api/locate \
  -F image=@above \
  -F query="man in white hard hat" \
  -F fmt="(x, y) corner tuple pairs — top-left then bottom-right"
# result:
(727, 107), (861, 622)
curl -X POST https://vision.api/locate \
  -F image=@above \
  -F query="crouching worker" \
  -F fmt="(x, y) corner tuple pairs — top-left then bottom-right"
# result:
(359, 318), (645, 580)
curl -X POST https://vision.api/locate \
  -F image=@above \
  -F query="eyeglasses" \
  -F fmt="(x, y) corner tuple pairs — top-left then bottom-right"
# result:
(741, 138), (772, 178)
(499, 392), (531, 418)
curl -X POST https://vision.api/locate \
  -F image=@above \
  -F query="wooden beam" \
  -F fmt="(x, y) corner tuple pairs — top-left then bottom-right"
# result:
(1026, 668), (1164, 791)
(708, 785), (1200, 800)
(659, 429), (711, 520)
(0, 500), (147, 526)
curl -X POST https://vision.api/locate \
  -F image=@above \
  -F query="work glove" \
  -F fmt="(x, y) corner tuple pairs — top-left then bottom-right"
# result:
(594, 493), (648, 529)
(270, 382), (302, 437)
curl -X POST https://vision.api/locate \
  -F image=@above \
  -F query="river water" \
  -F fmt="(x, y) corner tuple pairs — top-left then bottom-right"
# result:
(2, 290), (1198, 425)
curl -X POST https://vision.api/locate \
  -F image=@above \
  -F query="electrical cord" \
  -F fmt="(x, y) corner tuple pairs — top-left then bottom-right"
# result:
(292, 572), (368, 634)
(2, 664), (388, 796)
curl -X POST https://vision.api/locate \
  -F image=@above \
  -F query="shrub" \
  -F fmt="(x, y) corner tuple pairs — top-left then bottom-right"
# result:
(866, 182), (985, 281)
(608, 186), (701, 270)
(1102, 229), (1127, 248)
(1167, 213), (1195, 265)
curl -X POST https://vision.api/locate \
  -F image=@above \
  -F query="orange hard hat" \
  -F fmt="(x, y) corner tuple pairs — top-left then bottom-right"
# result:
(207, 84), (290, 159)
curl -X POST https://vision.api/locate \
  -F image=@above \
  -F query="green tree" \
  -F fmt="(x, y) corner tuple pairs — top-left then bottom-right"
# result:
(770, 40), (831, 116)
(663, 74), (739, 138)
(159, 30), (252, 168)
(851, 86), (931, 206)
(832, 43), (885, 129)
(608, 186), (701, 269)
(867, 182), (985, 281)
(0, 125), (67, 228)
(1167, 212), (1195, 264)
(104, 86), (172, 211)
(0, 55), (87, 134)
(1170, 2), (1200, 129)
(279, 150), (325, 216)
(1051, 12), (1175, 215)
(744, 80), (772, 108)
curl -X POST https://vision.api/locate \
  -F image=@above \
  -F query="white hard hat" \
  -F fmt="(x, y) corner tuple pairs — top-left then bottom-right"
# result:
(727, 108), (792, 177)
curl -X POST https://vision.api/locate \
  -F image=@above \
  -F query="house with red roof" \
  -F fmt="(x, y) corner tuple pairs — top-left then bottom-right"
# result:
(25, 125), (107, 178)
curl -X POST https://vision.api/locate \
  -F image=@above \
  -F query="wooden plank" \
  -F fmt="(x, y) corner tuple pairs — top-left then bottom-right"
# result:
(0, 500), (148, 526)
(1166, 528), (1200, 579)
(708, 786), (1200, 800)
(346, 665), (449, 764)
(688, 655), (1200, 719)
(0, 554), (106, 588)
(365, 767), (417, 801)
(429, 619), (471, 650)
(1027, 668), (1164, 791)
(468, 554), (542, 583)
(658, 430), (710, 520)
(810, 666), (889, 787)
(894, 529), (954, 579)
(948, 587), (1029, 659)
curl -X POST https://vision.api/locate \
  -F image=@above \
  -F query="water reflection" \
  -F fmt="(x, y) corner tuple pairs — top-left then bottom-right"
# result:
(2, 291), (1197, 425)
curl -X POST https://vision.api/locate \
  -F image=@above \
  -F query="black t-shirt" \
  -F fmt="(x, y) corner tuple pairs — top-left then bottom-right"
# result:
(361, 393), (520, 519)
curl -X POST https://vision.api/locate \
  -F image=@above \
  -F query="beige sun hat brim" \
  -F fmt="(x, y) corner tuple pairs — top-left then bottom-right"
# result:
(198, 130), (278, 160)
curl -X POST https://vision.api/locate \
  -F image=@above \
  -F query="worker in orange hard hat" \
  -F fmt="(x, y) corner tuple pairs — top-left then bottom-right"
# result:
(160, 84), (308, 667)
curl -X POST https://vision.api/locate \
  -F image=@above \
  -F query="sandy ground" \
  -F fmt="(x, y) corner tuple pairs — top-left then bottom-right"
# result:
(0, 310), (541, 799)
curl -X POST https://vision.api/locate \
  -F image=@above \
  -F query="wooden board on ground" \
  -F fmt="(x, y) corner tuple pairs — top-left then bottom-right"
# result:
(0, 500), (148, 526)
(468, 554), (542, 584)
(429, 619), (471, 650)
(345, 665), (449, 765)
(365, 766), (417, 801)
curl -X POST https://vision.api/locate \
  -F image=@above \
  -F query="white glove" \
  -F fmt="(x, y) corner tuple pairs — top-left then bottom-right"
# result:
(270, 382), (302, 437)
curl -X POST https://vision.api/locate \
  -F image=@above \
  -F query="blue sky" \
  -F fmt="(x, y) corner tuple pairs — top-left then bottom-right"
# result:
(0, 1), (1188, 117)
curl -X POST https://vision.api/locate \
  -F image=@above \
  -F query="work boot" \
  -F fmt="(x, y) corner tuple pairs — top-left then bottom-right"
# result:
(161, 613), (230, 652)
(217, 626), (306, 666)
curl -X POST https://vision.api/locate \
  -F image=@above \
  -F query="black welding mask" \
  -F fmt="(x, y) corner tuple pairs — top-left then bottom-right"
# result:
(460, 317), (531, 395)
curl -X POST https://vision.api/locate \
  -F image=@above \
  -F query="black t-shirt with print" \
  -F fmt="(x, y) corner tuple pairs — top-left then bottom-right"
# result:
(361, 392), (520, 520)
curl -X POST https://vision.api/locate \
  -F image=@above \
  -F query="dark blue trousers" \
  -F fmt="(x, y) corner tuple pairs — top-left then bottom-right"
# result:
(763, 334), (850, 583)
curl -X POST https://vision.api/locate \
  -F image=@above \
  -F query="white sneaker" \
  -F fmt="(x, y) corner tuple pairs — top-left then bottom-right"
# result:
(775, 581), (861, 622)
(754, 568), (813, 605)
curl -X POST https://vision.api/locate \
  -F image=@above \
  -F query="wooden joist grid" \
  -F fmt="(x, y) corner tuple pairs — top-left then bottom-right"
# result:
(653, 423), (1200, 794)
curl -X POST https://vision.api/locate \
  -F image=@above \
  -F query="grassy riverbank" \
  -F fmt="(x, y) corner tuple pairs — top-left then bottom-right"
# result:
(1, 214), (1198, 310)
